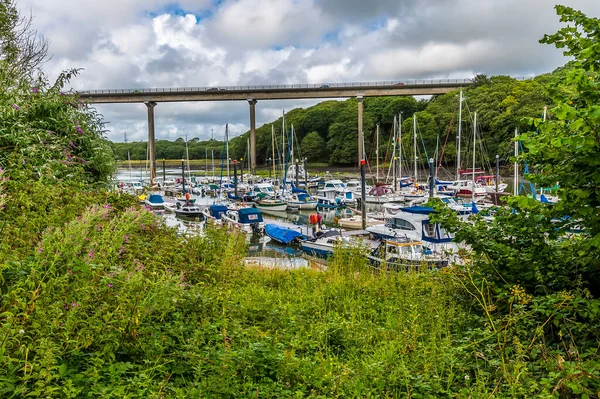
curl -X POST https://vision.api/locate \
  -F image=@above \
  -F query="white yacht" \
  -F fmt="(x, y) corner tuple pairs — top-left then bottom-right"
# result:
(316, 180), (356, 204)
(366, 206), (463, 253)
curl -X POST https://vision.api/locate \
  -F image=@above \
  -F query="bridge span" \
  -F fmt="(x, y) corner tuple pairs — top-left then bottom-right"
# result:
(81, 79), (474, 181)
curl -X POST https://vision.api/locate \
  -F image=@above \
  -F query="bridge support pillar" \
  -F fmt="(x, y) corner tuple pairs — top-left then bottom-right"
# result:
(145, 101), (157, 185)
(248, 98), (257, 174)
(357, 95), (364, 167)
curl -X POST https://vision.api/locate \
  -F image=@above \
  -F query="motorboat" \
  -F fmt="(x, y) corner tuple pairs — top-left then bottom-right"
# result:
(345, 179), (371, 197)
(474, 175), (508, 193)
(363, 184), (405, 204)
(202, 204), (229, 223)
(367, 206), (464, 253)
(175, 203), (204, 218)
(367, 238), (450, 271)
(163, 202), (177, 213)
(264, 224), (306, 245)
(447, 180), (487, 198)
(222, 207), (265, 234)
(176, 194), (196, 204)
(337, 216), (381, 230)
(285, 193), (318, 210)
(144, 193), (165, 209)
(255, 197), (288, 212)
(247, 183), (277, 199)
(316, 180), (356, 204)
(315, 196), (341, 209)
(300, 229), (376, 258)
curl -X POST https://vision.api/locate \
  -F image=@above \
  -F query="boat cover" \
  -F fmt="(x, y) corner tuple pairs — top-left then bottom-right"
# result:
(147, 194), (164, 204)
(228, 192), (242, 201)
(291, 183), (307, 194)
(238, 207), (264, 223)
(401, 206), (435, 215)
(297, 193), (312, 202)
(265, 224), (306, 245)
(209, 204), (228, 219)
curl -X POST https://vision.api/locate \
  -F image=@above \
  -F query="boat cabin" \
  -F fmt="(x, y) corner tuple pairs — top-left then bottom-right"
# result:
(208, 204), (228, 219)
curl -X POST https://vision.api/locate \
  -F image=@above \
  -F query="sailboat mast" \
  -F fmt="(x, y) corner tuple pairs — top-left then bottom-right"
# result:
(434, 133), (440, 181)
(456, 89), (463, 180)
(387, 117), (397, 183)
(185, 135), (191, 183)
(376, 123), (380, 183)
(211, 150), (214, 177)
(225, 124), (230, 180)
(413, 114), (417, 182)
(271, 125), (276, 181)
(399, 113), (402, 179)
(392, 117), (396, 187)
(290, 124), (294, 162)
(472, 112), (477, 202)
(514, 128), (518, 196)
(281, 111), (286, 185)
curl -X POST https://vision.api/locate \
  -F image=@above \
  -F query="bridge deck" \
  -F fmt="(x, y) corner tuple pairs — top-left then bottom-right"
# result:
(79, 79), (475, 103)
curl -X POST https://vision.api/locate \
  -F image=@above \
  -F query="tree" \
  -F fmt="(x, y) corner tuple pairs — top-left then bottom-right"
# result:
(432, 8), (600, 395)
(300, 132), (326, 162)
(0, 0), (50, 79)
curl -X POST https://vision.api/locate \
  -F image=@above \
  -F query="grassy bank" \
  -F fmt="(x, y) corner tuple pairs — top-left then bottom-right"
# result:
(0, 189), (473, 397)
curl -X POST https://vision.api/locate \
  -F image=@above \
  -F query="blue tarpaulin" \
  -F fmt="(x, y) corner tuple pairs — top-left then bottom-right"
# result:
(209, 204), (228, 219)
(238, 207), (264, 224)
(265, 224), (306, 245)
(147, 194), (164, 204)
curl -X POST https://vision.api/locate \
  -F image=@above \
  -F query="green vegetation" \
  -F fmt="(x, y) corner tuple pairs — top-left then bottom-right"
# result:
(1, 2), (600, 397)
(432, 5), (600, 397)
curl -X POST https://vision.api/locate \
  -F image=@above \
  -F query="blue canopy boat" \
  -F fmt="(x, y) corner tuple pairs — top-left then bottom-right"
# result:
(144, 193), (165, 209)
(202, 204), (228, 222)
(222, 207), (265, 234)
(265, 224), (306, 245)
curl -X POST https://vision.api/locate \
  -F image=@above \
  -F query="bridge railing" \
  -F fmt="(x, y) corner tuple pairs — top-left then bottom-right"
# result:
(78, 77), (532, 95)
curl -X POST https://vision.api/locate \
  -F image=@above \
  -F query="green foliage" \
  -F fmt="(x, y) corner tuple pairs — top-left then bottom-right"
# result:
(299, 131), (326, 162)
(431, 6), (600, 397)
(0, 67), (116, 183)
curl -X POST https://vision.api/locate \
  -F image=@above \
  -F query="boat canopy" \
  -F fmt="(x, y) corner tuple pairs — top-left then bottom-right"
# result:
(209, 204), (228, 219)
(265, 224), (306, 245)
(297, 193), (311, 202)
(291, 184), (307, 194)
(401, 206), (435, 215)
(228, 192), (242, 201)
(147, 194), (164, 204)
(238, 207), (264, 223)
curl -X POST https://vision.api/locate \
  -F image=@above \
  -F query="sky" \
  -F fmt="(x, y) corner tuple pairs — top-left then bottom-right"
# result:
(19, 0), (600, 143)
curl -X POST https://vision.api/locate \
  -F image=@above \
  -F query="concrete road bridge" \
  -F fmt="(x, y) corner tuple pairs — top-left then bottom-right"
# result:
(80, 79), (476, 181)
